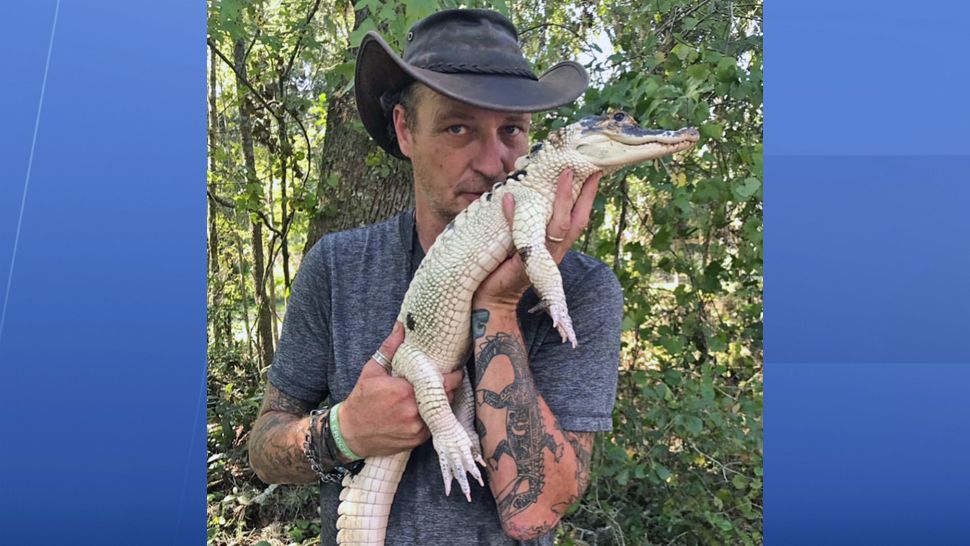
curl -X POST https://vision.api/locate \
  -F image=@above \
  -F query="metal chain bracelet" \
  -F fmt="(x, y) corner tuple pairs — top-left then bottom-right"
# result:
(303, 407), (366, 484)
(303, 408), (335, 482)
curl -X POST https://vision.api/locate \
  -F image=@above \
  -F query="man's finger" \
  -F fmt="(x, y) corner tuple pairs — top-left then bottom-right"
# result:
(442, 368), (464, 393)
(361, 321), (405, 378)
(570, 171), (603, 238)
(502, 193), (515, 224)
(358, 359), (391, 379)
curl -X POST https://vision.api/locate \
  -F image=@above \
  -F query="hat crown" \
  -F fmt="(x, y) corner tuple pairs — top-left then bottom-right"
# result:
(402, 9), (536, 79)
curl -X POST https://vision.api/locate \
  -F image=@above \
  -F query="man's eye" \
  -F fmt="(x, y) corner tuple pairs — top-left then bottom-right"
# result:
(447, 125), (466, 135)
(504, 126), (523, 136)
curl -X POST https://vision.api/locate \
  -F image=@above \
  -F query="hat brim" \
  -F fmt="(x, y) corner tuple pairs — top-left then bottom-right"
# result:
(354, 31), (588, 159)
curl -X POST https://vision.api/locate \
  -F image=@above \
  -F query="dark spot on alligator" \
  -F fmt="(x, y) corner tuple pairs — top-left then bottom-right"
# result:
(517, 246), (532, 261)
(509, 169), (527, 180)
(485, 192), (492, 201)
(406, 312), (416, 331)
(530, 142), (543, 155)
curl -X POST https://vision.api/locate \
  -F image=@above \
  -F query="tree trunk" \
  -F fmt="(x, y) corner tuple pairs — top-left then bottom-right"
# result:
(236, 234), (254, 360)
(208, 46), (225, 347)
(278, 76), (293, 290)
(234, 37), (276, 372)
(303, 4), (413, 255)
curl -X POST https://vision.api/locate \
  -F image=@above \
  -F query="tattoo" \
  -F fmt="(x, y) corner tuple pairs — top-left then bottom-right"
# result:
(564, 431), (593, 495)
(477, 332), (564, 520)
(248, 385), (319, 484)
(549, 431), (594, 515)
(505, 519), (554, 538)
(471, 308), (490, 340)
(258, 384), (314, 416)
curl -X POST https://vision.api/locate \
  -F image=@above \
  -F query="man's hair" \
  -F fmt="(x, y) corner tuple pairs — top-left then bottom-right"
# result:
(379, 82), (424, 156)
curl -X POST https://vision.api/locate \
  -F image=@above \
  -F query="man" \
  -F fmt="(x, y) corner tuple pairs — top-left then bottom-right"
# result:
(248, 9), (622, 544)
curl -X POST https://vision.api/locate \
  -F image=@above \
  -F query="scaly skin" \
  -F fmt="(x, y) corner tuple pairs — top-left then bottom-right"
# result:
(335, 112), (698, 545)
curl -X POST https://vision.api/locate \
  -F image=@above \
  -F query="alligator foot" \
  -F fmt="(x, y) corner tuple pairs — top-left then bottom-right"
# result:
(433, 428), (484, 502)
(528, 300), (577, 347)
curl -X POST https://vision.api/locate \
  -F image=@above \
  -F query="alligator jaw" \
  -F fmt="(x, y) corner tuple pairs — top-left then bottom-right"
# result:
(576, 126), (700, 168)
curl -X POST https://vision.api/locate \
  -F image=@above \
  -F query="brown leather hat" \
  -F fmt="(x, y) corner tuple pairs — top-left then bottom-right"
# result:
(354, 8), (589, 159)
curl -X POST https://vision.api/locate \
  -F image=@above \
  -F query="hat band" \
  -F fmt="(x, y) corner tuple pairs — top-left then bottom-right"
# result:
(415, 61), (538, 80)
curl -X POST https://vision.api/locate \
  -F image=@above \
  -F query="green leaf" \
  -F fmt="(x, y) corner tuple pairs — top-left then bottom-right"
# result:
(616, 467), (630, 486)
(348, 17), (378, 48)
(732, 474), (749, 490)
(685, 415), (703, 435)
(700, 123), (724, 139)
(606, 444), (628, 462)
(686, 63), (710, 81)
(621, 315), (638, 332)
(672, 43), (696, 62)
(650, 225), (672, 251)
(733, 177), (761, 201)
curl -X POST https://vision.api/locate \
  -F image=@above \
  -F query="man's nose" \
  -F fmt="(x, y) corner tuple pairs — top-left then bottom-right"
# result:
(471, 134), (513, 182)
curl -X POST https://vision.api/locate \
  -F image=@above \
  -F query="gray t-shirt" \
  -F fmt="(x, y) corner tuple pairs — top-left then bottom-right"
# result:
(268, 210), (622, 545)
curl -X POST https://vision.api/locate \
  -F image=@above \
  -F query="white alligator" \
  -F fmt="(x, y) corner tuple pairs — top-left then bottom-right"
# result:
(335, 112), (699, 545)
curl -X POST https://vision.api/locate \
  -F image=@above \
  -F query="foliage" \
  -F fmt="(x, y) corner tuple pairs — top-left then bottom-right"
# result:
(206, 0), (762, 544)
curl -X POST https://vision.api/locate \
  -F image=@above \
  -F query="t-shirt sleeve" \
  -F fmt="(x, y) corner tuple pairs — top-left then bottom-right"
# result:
(267, 240), (333, 404)
(529, 262), (623, 432)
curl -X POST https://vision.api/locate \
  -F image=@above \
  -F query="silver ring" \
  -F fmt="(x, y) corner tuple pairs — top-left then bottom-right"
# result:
(372, 350), (392, 372)
(546, 234), (565, 243)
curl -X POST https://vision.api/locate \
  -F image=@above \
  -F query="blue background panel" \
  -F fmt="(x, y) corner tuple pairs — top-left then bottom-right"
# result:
(766, 1), (970, 156)
(0, 1), (206, 544)
(766, 155), (970, 364)
(1, 0), (968, 544)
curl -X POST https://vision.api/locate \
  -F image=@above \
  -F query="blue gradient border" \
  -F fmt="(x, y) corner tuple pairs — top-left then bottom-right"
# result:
(766, 0), (970, 544)
(0, 1), (206, 543)
(1, 1), (968, 544)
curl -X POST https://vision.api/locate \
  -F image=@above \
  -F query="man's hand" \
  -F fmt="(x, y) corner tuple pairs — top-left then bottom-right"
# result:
(474, 168), (603, 310)
(340, 321), (465, 458)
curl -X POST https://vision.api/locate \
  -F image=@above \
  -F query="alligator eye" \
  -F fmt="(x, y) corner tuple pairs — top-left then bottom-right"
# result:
(613, 112), (627, 122)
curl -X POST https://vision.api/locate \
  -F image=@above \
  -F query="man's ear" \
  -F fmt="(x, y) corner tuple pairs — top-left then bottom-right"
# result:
(392, 104), (413, 159)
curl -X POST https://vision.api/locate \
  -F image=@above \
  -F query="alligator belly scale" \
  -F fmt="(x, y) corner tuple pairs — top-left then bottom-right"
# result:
(335, 112), (698, 545)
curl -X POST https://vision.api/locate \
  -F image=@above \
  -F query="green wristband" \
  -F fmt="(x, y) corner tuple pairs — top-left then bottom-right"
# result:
(329, 402), (362, 461)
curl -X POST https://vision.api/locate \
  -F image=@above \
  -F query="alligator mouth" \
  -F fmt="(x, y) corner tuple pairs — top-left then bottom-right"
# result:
(612, 126), (701, 146)
(577, 127), (700, 167)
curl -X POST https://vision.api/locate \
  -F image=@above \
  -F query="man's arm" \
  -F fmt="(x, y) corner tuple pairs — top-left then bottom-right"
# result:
(472, 308), (594, 540)
(249, 323), (466, 484)
(469, 168), (606, 539)
(248, 384), (326, 484)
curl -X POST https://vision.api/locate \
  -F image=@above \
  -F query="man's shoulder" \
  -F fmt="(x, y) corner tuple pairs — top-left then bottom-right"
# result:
(304, 212), (407, 264)
(560, 250), (621, 294)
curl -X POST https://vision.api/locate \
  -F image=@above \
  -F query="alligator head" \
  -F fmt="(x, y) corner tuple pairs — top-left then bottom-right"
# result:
(517, 111), (699, 176)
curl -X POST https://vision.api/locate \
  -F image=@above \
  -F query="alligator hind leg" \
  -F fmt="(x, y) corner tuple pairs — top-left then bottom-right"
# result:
(393, 343), (484, 500)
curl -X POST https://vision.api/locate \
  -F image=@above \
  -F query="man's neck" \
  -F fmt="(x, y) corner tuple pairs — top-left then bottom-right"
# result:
(414, 205), (450, 253)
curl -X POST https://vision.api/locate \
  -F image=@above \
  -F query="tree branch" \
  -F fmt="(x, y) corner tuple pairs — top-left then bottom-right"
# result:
(283, 0), (323, 79)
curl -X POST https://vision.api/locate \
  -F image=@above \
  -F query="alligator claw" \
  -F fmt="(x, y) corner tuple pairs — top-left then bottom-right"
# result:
(434, 429), (482, 502)
(530, 299), (577, 347)
(528, 300), (551, 314)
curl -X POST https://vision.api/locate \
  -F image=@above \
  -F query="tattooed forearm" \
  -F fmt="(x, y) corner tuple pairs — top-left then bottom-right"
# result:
(248, 384), (323, 484)
(471, 308), (490, 340)
(476, 332), (564, 520)
(564, 431), (594, 495)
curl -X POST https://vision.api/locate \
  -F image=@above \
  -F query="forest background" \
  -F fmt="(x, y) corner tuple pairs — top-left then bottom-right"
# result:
(205, 0), (762, 544)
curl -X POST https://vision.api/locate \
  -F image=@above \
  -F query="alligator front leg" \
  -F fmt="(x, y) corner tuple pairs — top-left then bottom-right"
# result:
(393, 342), (484, 500)
(509, 193), (577, 347)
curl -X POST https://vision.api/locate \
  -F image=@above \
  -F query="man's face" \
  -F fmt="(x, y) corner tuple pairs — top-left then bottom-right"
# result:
(393, 86), (531, 223)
